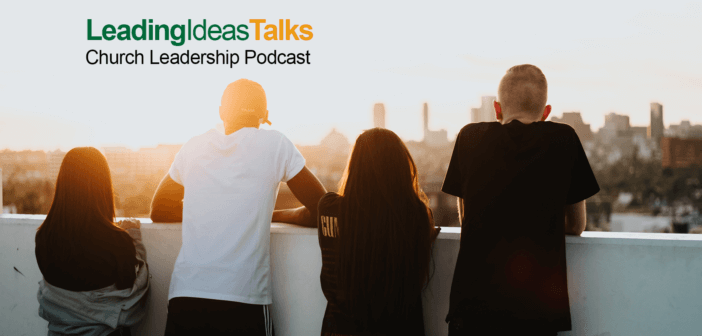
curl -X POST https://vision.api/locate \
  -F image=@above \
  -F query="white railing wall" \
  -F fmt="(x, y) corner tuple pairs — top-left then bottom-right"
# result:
(1, 215), (702, 336)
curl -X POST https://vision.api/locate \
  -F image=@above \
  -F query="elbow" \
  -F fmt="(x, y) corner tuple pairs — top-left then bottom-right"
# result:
(149, 204), (163, 222)
(564, 222), (586, 236)
(565, 228), (584, 236)
(150, 202), (182, 223)
(149, 210), (164, 223)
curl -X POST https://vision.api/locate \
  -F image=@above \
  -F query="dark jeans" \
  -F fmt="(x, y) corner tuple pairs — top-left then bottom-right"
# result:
(164, 297), (274, 336)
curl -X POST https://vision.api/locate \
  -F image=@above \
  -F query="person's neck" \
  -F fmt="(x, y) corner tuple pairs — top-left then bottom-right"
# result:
(501, 114), (541, 125)
(224, 122), (260, 135)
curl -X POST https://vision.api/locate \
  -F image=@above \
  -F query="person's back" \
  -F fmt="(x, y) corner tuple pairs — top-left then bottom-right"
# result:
(442, 65), (599, 335)
(312, 128), (439, 336)
(169, 127), (304, 303)
(35, 147), (149, 336)
(152, 79), (327, 335)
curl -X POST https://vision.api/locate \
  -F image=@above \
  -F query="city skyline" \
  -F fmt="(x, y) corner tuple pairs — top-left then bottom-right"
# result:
(1, 101), (699, 152)
(2, 1), (702, 150)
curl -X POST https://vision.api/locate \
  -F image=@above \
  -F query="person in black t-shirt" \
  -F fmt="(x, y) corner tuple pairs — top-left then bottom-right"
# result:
(441, 64), (600, 335)
(316, 128), (440, 336)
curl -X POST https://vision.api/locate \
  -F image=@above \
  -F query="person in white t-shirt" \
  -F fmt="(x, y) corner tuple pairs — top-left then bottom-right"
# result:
(150, 79), (327, 336)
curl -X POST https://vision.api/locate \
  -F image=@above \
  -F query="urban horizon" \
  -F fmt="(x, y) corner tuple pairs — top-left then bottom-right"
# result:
(2, 99), (698, 152)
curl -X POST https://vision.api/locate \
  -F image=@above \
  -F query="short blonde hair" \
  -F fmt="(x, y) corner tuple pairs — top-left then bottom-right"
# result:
(498, 64), (548, 116)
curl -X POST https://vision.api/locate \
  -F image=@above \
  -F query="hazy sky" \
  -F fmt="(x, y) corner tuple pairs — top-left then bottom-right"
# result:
(1, 0), (701, 151)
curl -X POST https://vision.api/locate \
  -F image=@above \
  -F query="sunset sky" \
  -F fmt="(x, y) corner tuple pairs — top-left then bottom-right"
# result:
(1, 0), (701, 151)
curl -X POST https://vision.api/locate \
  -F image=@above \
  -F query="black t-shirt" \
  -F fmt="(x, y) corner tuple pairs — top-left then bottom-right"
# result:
(441, 120), (599, 332)
(317, 192), (425, 336)
(36, 227), (138, 291)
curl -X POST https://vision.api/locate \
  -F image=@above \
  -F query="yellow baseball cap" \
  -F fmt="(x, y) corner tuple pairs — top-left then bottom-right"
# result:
(221, 79), (271, 125)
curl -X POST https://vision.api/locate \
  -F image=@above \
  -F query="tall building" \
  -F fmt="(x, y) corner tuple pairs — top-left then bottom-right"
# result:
(551, 112), (594, 141)
(422, 103), (448, 147)
(373, 103), (386, 129)
(423, 103), (429, 134)
(470, 96), (497, 123)
(649, 102), (664, 143)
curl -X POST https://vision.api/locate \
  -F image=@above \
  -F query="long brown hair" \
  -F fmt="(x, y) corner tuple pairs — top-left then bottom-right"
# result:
(37, 147), (123, 245)
(336, 128), (434, 327)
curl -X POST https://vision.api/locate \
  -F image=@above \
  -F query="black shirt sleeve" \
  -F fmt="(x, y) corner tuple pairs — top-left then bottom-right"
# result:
(566, 128), (600, 205)
(442, 128), (465, 198)
(317, 192), (341, 244)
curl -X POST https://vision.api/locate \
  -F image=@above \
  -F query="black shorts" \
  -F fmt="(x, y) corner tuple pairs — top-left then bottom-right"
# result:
(164, 297), (275, 336)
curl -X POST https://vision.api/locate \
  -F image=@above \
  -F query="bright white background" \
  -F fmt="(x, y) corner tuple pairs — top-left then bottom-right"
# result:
(1, 0), (701, 150)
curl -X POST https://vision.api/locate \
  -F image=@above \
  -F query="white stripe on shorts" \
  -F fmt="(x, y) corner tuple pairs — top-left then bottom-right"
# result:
(263, 305), (271, 336)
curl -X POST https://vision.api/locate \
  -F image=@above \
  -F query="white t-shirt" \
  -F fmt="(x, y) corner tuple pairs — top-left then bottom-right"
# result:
(167, 127), (305, 304)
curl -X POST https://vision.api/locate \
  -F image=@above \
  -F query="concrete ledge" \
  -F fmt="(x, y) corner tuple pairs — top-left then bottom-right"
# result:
(2, 214), (702, 336)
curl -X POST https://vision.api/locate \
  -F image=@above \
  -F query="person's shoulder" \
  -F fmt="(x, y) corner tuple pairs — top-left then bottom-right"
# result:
(540, 121), (580, 143)
(455, 122), (501, 147)
(318, 192), (342, 212)
(541, 120), (576, 133)
(112, 228), (137, 257)
(458, 121), (501, 136)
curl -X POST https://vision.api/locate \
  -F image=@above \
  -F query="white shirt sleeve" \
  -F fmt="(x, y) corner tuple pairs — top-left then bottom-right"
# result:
(280, 134), (306, 182)
(168, 148), (186, 186)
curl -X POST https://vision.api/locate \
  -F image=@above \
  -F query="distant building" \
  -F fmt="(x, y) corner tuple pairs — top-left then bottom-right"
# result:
(135, 145), (181, 178)
(297, 129), (351, 190)
(630, 127), (655, 160)
(320, 128), (350, 156)
(422, 103), (448, 147)
(630, 126), (648, 138)
(102, 144), (182, 187)
(423, 103), (429, 135)
(0, 150), (46, 168)
(602, 113), (631, 139)
(373, 103), (386, 129)
(649, 103), (664, 143)
(551, 112), (594, 141)
(666, 120), (702, 139)
(470, 96), (497, 123)
(102, 146), (137, 184)
(661, 137), (702, 168)
(46, 150), (66, 183)
(594, 113), (656, 163)
(0, 150), (48, 182)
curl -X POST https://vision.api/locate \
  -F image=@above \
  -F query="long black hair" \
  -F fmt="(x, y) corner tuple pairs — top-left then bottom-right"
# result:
(336, 128), (434, 327)
(37, 147), (125, 251)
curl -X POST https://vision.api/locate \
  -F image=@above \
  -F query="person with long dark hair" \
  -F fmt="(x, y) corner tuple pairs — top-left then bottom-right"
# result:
(316, 128), (438, 335)
(35, 147), (149, 336)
